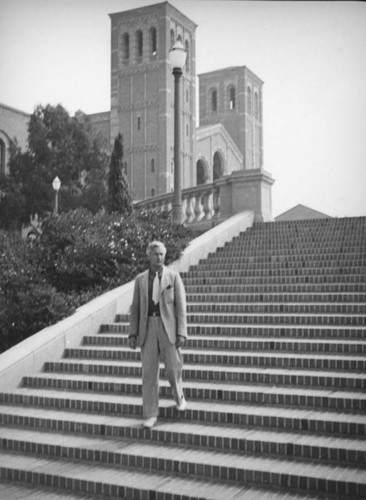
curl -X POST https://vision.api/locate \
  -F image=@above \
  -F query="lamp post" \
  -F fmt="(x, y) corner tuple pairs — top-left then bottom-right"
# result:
(169, 40), (187, 225)
(52, 176), (61, 214)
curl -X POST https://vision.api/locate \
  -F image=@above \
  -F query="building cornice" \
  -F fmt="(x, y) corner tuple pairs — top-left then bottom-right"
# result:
(0, 103), (30, 118)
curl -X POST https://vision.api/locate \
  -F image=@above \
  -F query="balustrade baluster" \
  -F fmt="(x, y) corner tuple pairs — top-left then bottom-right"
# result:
(193, 192), (203, 221)
(202, 189), (213, 220)
(213, 187), (220, 219)
(184, 195), (194, 223)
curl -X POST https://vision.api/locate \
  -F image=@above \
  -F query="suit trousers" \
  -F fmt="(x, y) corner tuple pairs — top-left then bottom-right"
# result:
(141, 316), (184, 418)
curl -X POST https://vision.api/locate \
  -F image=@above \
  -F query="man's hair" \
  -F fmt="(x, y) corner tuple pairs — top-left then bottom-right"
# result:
(146, 241), (167, 257)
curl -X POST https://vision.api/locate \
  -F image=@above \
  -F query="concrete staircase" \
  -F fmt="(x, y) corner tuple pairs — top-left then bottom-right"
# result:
(0, 216), (365, 499)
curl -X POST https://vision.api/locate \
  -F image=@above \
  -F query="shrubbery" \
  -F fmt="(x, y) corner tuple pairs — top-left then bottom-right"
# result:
(0, 231), (74, 352)
(0, 208), (194, 353)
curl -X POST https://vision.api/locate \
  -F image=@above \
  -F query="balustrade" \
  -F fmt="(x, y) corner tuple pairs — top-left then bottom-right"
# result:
(134, 182), (219, 226)
(133, 168), (274, 224)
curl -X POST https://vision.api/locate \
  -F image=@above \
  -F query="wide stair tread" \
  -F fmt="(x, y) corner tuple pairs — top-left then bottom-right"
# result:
(0, 449), (325, 500)
(44, 358), (366, 389)
(0, 427), (365, 489)
(20, 371), (366, 402)
(0, 406), (365, 464)
(2, 388), (366, 428)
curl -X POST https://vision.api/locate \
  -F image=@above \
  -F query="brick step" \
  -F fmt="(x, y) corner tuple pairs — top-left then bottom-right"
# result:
(225, 238), (365, 247)
(20, 373), (366, 412)
(44, 359), (366, 391)
(183, 312), (366, 327)
(184, 302), (366, 314)
(184, 260), (366, 279)
(233, 235), (366, 244)
(82, 333), (366, 355)
(0, 481), (96, 500)
(1, 389), (365, 437)
(185, 283), (366, 293)
(203, 250), (365, 261)
(183, 275), (366, 286)
(115, 311), (366, 327)
(1, 405), (365, 467)
(0, 451), (290, 500)
(0, 406), (366, 468)
(0, 428), (365, 498)
(200, 259), (365, 271)
(101, 322), (366, 340)
(206, 250), (365, 261)
(0, 449), (350, 500)
(234, 235), (366, 244)
(64, 345), (366, 371)
(185, 292), (366, 304)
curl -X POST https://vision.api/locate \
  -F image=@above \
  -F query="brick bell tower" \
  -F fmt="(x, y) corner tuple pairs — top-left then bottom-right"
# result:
(199, 66), (264, 172)
(109, 2), (197, 202)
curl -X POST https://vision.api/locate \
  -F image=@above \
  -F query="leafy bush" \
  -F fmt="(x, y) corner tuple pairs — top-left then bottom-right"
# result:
(40, 207), (193, 293)
(0, 231), (74, 353)
(0, 208), (194, 353)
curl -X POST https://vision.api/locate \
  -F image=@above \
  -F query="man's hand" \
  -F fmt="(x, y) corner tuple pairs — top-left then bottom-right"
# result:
(175, 335), (186, 348)
(129, 335), (137, 350)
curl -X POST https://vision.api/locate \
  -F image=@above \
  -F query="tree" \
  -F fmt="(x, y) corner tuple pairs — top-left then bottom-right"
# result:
(0, 173), (25, 230)
(2, 104), (109, 228)
(107, 133), (132, 215)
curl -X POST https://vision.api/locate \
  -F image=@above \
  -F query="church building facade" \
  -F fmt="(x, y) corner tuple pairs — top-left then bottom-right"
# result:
(1, 1), (274, 220)
(86, 1), (272, 213)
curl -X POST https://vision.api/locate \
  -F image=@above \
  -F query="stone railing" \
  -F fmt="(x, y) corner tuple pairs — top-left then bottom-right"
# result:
(134, 169), (275, 225)
(134, 182), (220, 225)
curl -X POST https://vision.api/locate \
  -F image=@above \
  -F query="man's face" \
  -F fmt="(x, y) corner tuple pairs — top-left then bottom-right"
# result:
(149, 247), (165, 271)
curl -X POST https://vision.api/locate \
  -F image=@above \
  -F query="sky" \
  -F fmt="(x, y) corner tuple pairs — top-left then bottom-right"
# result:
(1, 0), (366, 218)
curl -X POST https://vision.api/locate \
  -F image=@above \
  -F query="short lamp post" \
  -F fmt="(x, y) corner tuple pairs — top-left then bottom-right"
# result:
(52, 176), (61, 214)
(169, 40), (187, 225)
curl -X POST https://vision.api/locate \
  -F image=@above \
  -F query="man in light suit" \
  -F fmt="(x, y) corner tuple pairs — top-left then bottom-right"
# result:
(129, 241), (187, 428)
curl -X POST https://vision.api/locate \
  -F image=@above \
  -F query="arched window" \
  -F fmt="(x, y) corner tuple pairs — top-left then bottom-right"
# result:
(213, 151), (223, 181)
(136, 30), (143, 59)
(151, 158), (155, 172)
(170, 29), (175, 49)
(254, 92), (259, 120)
(185, 40), (190, 72)
(229, 86), (236, 110)
(122, 33), (129, 60)
(196, 159), (208, 185)
(211, 89), (217, 112)
(151, 188), (155, 197)
(0, 139), (5, 176)
(150, 27), (157, 56)
(247, 86), (252, 115)
(177, 34), (182, 43)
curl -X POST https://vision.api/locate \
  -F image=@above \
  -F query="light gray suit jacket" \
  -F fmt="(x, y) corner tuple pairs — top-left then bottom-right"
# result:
(129, 266), (187, 346)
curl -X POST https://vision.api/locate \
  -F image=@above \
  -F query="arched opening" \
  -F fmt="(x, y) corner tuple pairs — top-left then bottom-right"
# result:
(150, 27), (157, 56)
(213, 151), (223, 181)
(170, 29), (175, 49)
(229, 86), (236, 110)
(122, 33), (129, 60)
(136, 30), (143, 59)
(185, 40), (190, 72)
(0, 138), (5, 176)
(196, 159), (208, 185)
(211, 89), (217, 112)
(254, 92), (259, 120)
(247, 86), (252, 115)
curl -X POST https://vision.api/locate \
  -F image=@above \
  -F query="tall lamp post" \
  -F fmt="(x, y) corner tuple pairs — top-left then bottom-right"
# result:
(52, 176), (61, 214)
(169, 40), (187, 225)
